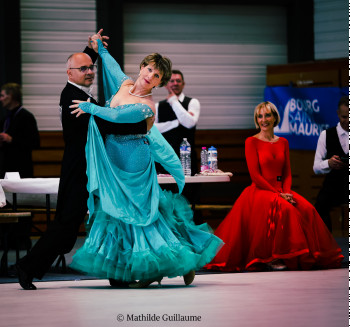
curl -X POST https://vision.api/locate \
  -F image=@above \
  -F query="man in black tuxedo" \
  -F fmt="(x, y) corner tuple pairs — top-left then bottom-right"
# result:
(16, 32), (147, 290)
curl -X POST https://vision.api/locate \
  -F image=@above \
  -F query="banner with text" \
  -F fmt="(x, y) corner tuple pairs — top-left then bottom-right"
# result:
(264, 86), (348, 150)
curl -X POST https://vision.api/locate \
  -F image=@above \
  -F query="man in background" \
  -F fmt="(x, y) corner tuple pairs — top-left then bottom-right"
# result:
(155, 70), (200, 175)
(0, 83), (40, 178)
(313, 95), (349, 232)
(0, 83), (40, 251)
(155, 70), (201, 222)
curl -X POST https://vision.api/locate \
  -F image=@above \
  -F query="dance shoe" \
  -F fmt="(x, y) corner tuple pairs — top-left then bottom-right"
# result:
(129, 278), (163, 288)
(183, 270), (195, 286)
(109, 278), (136, 288)
(267, 260), (287, 271)
(15, 264), (36, 290)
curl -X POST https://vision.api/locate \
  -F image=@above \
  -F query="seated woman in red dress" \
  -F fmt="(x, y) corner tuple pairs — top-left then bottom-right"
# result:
(206, 101), (344, 272)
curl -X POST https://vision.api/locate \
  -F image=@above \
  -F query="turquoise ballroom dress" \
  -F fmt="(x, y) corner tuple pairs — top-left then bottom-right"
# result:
(70, 40), (223, 282)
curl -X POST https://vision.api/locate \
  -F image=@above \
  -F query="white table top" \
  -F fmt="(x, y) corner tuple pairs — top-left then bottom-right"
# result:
(0, 178), (60, 194)
(0, 175), (231, 208)
(0, 175), (230, 194)
(157, 175), (231, 184)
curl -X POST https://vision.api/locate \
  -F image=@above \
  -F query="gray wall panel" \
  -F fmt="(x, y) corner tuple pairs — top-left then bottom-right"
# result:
(21, 0), (97, 130)
(314, 0), (348, 60)
(124, 4), (287, 129)
(21, 2), (289, 130)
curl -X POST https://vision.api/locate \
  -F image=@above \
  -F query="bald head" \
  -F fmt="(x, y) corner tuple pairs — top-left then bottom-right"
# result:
(66, 53), (95, 87)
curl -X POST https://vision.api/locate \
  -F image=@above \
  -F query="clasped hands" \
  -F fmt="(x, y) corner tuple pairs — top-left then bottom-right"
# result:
(328, 155), (346, 170)
(88, 28), (109, 51)
(279, 192), (296, 205)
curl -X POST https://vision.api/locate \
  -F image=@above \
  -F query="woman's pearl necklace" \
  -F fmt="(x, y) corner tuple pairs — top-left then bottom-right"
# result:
(129, 86), (153, 98)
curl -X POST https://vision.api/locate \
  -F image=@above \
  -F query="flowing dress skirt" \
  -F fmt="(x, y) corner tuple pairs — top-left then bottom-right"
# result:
(205, 184), (343, 272)
(71, 134), (223, 281)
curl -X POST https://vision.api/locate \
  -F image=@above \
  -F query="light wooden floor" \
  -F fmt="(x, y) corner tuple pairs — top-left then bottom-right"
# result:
(1, 237), (348, 327)
(0, 267), (348, 327)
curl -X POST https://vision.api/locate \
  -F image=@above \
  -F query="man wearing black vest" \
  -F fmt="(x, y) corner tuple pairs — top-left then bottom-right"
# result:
(155, 70), (201, 222)
(155, 70), (200, 175)
(16, 31), (147, 290)
(313, 96), (349, 232)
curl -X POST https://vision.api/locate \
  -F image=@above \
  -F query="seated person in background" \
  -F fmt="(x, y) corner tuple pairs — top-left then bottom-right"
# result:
(0, 83), (40, 178)
(205, 101), (343, 272)
(313, 96), (349, 232)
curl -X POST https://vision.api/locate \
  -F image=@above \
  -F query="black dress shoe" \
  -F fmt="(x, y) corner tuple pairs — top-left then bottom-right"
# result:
(109, 278), (135, 288)
(15, 264), (36, 290)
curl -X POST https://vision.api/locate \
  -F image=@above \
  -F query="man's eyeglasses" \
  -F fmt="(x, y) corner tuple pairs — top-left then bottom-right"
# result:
(69, 65), (97, 73)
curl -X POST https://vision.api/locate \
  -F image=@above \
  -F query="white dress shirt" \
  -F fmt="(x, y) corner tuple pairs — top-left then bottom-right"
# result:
(67, 80), (95, 98)
(313, 122), (349, 174)
(59, 81), (96, 123)
(155, 93), (200, 133)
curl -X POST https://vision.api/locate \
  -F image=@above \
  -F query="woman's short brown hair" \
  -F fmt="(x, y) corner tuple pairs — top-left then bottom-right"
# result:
(253, 101), (280, 129)
(140, 53), (172, 87)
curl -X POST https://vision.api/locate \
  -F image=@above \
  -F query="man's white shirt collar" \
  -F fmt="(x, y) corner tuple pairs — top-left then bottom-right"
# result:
(177, 93), (185, 102)
(68, 80), (94, 97)
(336, 122), (348, 135)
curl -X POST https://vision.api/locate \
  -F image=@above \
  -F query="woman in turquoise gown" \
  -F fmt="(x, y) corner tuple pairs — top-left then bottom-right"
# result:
(69, 38), (223, 287)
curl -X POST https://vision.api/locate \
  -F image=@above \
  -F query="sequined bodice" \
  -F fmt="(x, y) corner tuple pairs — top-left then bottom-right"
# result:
(107, 133), (147, 142)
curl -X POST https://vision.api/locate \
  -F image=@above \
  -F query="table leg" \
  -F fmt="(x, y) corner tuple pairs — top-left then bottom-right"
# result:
(46, 194), (51, 224)
(0, 224), (10, 276)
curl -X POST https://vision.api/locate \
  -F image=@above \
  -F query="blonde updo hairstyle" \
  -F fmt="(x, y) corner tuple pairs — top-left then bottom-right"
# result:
(139, 53), (172, 87)
(253, 101), (280, 129)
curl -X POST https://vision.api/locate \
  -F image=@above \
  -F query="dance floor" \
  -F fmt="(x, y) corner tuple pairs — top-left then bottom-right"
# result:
(0, 238), (348, 327)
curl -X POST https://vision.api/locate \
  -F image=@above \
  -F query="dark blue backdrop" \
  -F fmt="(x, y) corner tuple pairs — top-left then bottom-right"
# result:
(264, 86), (348, 150)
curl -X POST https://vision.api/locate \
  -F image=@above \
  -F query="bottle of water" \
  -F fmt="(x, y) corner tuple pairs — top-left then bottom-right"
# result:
(200, 147), (208, 172)
(208, 146), (218, 170)
(180, 138), (191, 176)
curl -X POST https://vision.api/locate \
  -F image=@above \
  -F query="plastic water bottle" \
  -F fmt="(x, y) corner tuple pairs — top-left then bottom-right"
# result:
(208, 146), (218, 170)
(200, 147), (208, 172)
(180, 138), (191, 176)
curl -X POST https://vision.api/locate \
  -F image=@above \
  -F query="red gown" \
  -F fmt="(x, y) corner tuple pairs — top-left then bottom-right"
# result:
(206, 136), (344, 272)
